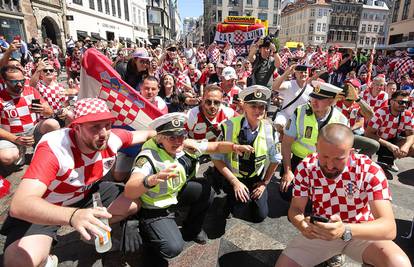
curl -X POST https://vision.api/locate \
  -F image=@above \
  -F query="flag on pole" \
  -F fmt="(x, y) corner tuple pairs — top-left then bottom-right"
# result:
(366, 42), (377, 85)
(79, 48), (163, 130)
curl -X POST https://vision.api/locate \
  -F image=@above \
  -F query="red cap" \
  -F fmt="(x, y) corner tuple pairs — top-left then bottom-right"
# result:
(69, 98), (115, 127)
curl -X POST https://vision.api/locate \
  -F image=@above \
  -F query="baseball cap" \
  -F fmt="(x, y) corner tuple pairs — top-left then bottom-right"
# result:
(69, 98), (116, 127)
(222, 67), (237, 80)
(132, 48), (152, 60)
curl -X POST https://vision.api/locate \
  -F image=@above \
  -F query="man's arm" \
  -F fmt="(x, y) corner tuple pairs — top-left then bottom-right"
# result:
(365, 126), (395, 150)
(272, 64), (295, 91)
(130, 130), (156, 145)
(357, 99), (374, 120)
(0, 41), (19, 68)
(247, 42), (258, 63)
(288, 196), (318, 239)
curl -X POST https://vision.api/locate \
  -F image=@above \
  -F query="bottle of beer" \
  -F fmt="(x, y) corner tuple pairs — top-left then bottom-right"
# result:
(92, 193), (112, 253)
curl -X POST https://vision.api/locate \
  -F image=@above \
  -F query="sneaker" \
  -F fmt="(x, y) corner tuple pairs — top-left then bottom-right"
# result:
(387, 163), (399, 172)
(14, 146), (26, 166)
(42, 255), (58, 267)
(324, 254), (345, 267)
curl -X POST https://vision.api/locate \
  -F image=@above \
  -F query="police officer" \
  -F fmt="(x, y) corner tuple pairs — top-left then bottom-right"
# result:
(212, 85), (282, 223)
(124, 112), (253, 262)
(279, 81), (349, 201)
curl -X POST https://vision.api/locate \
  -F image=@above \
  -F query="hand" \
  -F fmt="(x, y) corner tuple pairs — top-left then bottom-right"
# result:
(387, 143), (402, 158)
(233, 180), (250, 203)
(7, 41), (20, 52)
(70, 207), (112, 241)
(233, 144), (254, 156)
(300, 217), (318, 240)
(311, 214), (345, 241)
(30, 103), (45, 114)
(286, 64), (297, 76)
(57, 107), (68, 120)
(15, 135), (35, 147)
(147, 165), (178, 187)
(183, 139), (202, 155)
(346, 85), (359, 101)
(270, 43), (276, 53)
(280, 170), (294, 192)
(251, 181), (267, 200)
(399, 145), (410, 158)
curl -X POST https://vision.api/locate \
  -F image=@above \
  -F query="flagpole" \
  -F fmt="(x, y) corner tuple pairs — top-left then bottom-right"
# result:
(367, 42), (377, 85)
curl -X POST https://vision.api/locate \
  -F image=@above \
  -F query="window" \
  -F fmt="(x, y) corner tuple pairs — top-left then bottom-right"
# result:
(89, 0), (95, 9)
(351, 32), (357, 41)
(124, 0), (129, 21)
(310, 9), (315, 17)
(392, 0), (400, 22)
(245, 10), (252, 16)
(346, 17), (351, 26)
(331, 16), (336, 24)
(318, 8), (322, 17)
(308, 36), (313, 41)
(229, 0), (239, 6)
(321, 36), (325, 41)
(359, 38), (364, 45)
(367, 24), (372, 32)
(111, 0), (116, 16)
(361, 24), (366, 32)
(117, 0), (121, 18)
(402, 0), (411, 20)
(372, 37), (376, 44)
(369, 14), (374, 20)
(365, 37), (370, 45)
(259, 0), (268, 8)
(73, 0), (83, 4)
(363, 12), (368, 19)
(336, 31), (342, 41)
(379, 25), (384, 33)
(322, 23), (326, 32)
(134, 7), (138, 24)
(338, 17), (343, 25)
(316, 36), (320, 41)
(217, 10), (222, 21)
(274, 0), (278, 9)
(97, 0), (102, 11)
(317, 23), (321, 32)
(353, 19), (358, 26)
(375, 14), (379, 20)
(247, 0), (252, 5)
(373, 25), (378, 32)
(229, 11), (239, 16)
(323, 9), (327, 16)
(105, 0), (110, 14)
(258, 13), (268, 20)
(273, 14), (278, 25)
(309, 23), (314, 32)
(344, 31), (349, 41)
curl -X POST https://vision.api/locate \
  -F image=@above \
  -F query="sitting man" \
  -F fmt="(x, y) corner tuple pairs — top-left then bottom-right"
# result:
(124, 112), (253, 262)
(218, 67), (241, 111)
(275, 123), (411, 267)
(365, 90), (414, 172)
(1, 98), (155, 267)
(360, 75), (388, 113)
(212, 85), (281, 222)
(0, 65), (59, 166)
(186, 84), (236, 142)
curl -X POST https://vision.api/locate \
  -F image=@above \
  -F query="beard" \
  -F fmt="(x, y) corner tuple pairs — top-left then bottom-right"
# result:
(86, 137), (108, 151)
(320, 165), (342, 179)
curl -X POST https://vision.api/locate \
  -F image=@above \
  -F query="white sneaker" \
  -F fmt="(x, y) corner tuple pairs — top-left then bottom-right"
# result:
(43, 255), (58, 267)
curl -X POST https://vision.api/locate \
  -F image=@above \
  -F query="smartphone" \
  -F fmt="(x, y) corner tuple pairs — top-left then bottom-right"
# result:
(31, 99), (41, 105)
(14, 35), (21, 42)
(310, 215), (329, 224)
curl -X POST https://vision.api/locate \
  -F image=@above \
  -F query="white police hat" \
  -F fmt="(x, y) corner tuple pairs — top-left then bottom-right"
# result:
(310, 81), (342, 99)
(239, 85), (271, 104)
(150, 113), (188, 136)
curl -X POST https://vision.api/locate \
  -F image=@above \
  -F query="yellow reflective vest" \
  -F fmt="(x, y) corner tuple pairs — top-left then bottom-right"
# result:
(221, 115), (274, 179)
(291, 104), (348, 159)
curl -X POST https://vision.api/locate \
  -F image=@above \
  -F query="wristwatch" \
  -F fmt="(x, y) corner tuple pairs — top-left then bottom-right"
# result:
(341, 225), (352, 242)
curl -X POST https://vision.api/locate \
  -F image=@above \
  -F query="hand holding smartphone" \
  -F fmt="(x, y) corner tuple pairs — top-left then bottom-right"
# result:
(310, 214), (329, 224)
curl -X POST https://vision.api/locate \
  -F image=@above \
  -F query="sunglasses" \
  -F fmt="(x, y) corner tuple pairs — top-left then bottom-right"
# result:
(167, 47), (177, 52)
(204, 99), (221, 106)
(396, 100), (410, 106)
(248, 103), (266, 110)
(236, 64), (242, 67)
(42, 69), (55, 73)
(164, 134), (187, 142)
(7, 79), (25, 86)
(138, 60), (150, 64)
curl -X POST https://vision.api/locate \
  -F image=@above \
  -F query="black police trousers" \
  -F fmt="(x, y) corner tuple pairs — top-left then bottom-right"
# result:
(139, 178), (214, 259)
(279, 154), (303, 202)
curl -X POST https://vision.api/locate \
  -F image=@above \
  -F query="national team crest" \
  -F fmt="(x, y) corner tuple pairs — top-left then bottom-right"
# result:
(345, 181), (358, 198)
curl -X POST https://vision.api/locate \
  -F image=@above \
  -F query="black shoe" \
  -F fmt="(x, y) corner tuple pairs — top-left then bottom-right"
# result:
(182, 229), (208, 245)
(323, 254), (345, 267)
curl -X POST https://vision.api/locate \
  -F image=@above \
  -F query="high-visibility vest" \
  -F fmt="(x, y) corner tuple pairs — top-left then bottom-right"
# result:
(138, 138), (189, 209)
(291, 104), (348, 159)
(221, 115), (274, 179)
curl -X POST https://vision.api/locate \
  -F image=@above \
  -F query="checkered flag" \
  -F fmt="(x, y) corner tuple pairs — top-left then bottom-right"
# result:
(234, 31), (245, 44)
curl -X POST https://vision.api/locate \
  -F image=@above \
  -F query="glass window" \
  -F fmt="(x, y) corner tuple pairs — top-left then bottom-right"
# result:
(217, 10), (222, 21)
(361, 24), (366, 32)
(338, 17), (343, 25)
(373, 25), (378, 32)
(97, 0), (102, 11)
(273, 14), (278, 25)
(372, 37), (376, 44)
(308, 36), (313, 41)
(274, 0), (278, 9)
(323, 9), (327, 16)
(124, 0), (129, 21)
(321, 36), (325, 41)
(111, 0), (116, 16)
(117, 0), (121, 18)
(229, 11), (239, 16)
(402, 0), (411, 20)
(311, 8), (315, 17)
(316, 36), (320, 41)
(367, 25), (372, 32)
(89, 0), (95, 9)
(359, 38), (364, 45)
(336, 31), (342, 41)
(258, 13), (268, 20)
(217, 0), (222, 5)
(309, 23), (314, 32)
(331, 16), (336, 24)
(363, 12), (368, 19)
(259, 0), (268, 8)
(365, 37), (370, 45)
(344, 31), (349, 41)
(351, 32), (357, 41)
(317, 23), (321, 32)
(73, 0), (83, 4)
(247, 0), (252, 5)
(318, 8), (322, 17)
(379, 25), (384, 32)
(346, 17), (351, 26)
(322, 23), (326, 32)
(245, 10), (252, 16)
(105, 0), (110, 14)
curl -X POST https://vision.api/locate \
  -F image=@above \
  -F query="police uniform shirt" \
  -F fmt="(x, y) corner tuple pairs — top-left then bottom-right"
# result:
(284, 106), (349, 138)
(210, 119), (282, 164)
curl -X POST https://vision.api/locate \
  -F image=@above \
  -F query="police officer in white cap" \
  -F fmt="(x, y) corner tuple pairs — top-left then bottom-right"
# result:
(280, 81), (349, 202)
(212, 85), (282, 223)
(124, 112), (253, 263)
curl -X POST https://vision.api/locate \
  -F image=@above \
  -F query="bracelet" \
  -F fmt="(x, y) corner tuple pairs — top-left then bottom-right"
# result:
(143, 175), (155, 189)
(69, 208), (80, 227)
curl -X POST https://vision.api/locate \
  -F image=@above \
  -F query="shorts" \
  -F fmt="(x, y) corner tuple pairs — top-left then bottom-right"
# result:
(0, 123), (42, 151)
(282, 234), (372, 267)
(114, 151), (136, 173)
(1, 181), (123, 250)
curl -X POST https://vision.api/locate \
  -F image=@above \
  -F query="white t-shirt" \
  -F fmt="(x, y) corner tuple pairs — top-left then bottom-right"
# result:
(275, 80), (313, 126)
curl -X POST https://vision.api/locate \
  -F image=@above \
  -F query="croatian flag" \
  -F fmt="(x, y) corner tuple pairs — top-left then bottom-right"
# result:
(0, 176), (10, 198)
(79, 48), (163, 130)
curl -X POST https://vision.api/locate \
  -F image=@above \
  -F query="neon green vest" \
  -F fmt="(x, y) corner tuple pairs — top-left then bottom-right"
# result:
(138, 138), (188, 209)
(221, 115), (273, 179)
(291, 104), (347, 159)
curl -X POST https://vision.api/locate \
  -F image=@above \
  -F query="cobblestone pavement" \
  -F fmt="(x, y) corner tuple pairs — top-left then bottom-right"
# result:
(1, 157), (414, 267)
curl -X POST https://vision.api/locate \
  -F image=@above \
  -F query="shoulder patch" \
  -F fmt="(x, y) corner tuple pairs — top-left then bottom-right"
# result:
(135, 157), (148, 168)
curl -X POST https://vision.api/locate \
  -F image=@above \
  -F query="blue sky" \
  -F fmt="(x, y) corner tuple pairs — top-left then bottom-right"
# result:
(179, 0), (203, 19)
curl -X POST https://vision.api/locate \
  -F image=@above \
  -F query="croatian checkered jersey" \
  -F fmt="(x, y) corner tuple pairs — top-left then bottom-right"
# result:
(186, 105), (236, 141)
(0, 85), (45, 134)
(22, 128), (133, 206)
(360, 89), (388, 112)
(335, 100), (363, 130)
(293, 152), (391, 223)
(36, 81), (68, 112)
(368, 107), (414, 140)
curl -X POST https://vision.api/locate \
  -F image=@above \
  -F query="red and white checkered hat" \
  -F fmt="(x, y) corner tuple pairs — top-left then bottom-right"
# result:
(70, 98), (115, 127)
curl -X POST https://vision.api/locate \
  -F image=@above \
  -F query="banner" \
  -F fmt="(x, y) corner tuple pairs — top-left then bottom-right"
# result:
(79, 48), (163, 130)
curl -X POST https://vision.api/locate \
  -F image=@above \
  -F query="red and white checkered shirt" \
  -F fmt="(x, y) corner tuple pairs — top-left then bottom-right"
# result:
(36, 81), (68, 112)
(279, 52), (290, 70)
(186, 105), (236, 141)
(394, 56), (414, 83)
(24, 62), (36, 79)
(161, 59), (181, 77)
(335, 100), (363, 129)
(23, 128), (133, 206)
(196, 51), (207, 64)
(360, 89), (388, 113)
(66, 57), (81, 73)
(0, 85), (45, 134)
(311, 52), (327, 69)
(368, 107), (414, 140)
(222, 85), (241, 111)
(208, 48), (221, 64)
(292, 50), (305, 60)
(224, 48), (237, 66)
(293, 152), (391, 223)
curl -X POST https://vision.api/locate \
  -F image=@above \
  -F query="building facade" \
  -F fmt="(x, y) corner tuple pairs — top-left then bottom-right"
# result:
(183, 16), (203, 45)
(358, 0), (389, 48)
(203, 0), (282, 44)
(65, 0), (133, 43)
(327, 0), (363, 48)
(388, 0), (414, 44)
(147, 0), (171, 47)
(131, 0), (149, 45)
(279, 0), (331, 46)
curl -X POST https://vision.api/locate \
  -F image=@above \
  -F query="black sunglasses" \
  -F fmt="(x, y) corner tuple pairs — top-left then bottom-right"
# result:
(167, 47), (177, 52)
(396, 100), (410, 106)
(204, 99), (221, 106)
(42, 69), (55, 73)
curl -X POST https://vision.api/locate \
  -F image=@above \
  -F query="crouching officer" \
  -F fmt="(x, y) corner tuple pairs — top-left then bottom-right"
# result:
(212, 85), (282, 223)
(280, 81), (349, 202)
(124, 112), (253, 262)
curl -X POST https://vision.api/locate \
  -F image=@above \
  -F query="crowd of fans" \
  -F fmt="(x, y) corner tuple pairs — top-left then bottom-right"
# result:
(0, 33), (413, 267)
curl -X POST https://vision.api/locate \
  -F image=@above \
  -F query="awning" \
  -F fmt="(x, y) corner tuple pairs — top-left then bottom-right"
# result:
(76, 31), (90, 40)
(387, 40), (414, 48)
(91, 32), (106, 41)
